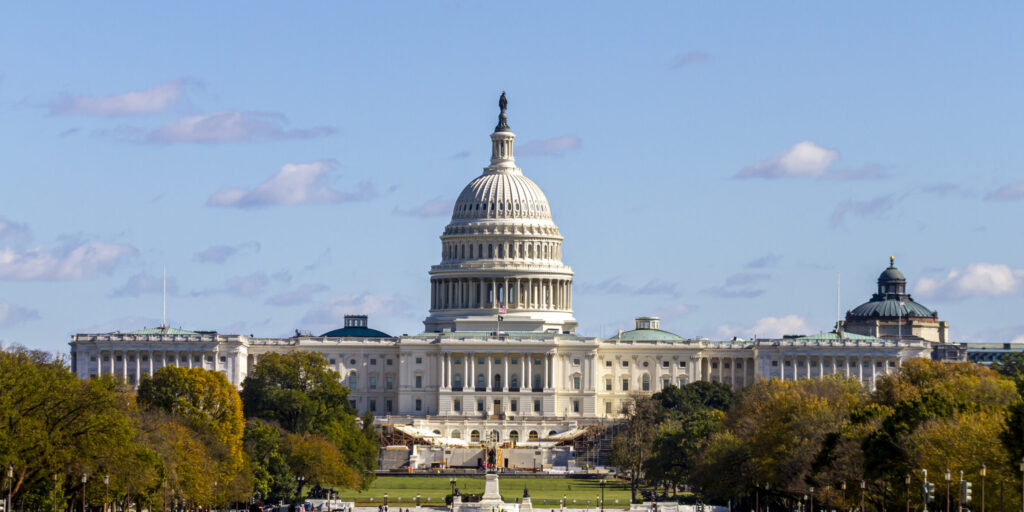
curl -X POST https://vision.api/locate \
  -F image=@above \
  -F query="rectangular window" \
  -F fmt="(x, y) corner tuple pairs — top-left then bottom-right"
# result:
(349, 400), (356, 409)
(386, 359), (393, 365)
(415, 357), (422, 364)
(621, 379), (629, 391)
(220, 356), (227, 363)
(477, 399), (484, 412)
(534, 358), (542, 365)
(573, 358), (581, 366)
(370, 358), (377, 365)
(510, 399), (518, 412)
(784, 361), (791, 366)
(605, 361), (612, 367)
(662, 361), (670, 368)
(605, 380), (612, 391)
(415, 375), (423, 388)
(679, 361), (687, 367)
(712, 362), (719, 369)
(605, 401), (612, 414)
(772, 361), (779, 366)
(724, 363), (730, 369)
(478, 357), (486, 365)
(90, 356), (97, 362)
(386, 376), (394, 390)
(494, 357), (502, 364)
(453, 399), (461, 412)
(662, 379), (670, 388)
(511, 357), (518, 364)
(129, 355), (136, 362)
(621, 361), (629, 367)
(330, 359), (336, 364)
(573, 376), (581, 389)
(736, 362), (742, 369)
(386, 400), (393, 413)
(572, 400), (580, 413)
(370, 399), (377, 412)
(116, 355), (123, 362)
(454, 357), (462, 364)
(415, 399), (422, 411)
(533, 399), (541, 412)
(370, 376), (377, 389)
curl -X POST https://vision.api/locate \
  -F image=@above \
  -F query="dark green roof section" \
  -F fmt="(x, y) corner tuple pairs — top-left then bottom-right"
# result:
(614, 328), (685, 341)
(848, 298), (935, 318)
(321, 326), (393, 338)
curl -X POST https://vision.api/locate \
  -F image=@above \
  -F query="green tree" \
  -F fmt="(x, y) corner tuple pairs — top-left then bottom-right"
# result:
(244, 419), (296, 503)
(610, 394), (659, 502)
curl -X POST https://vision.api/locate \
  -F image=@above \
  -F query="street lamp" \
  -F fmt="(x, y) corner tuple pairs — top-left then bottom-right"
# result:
(861, 480), (866, 512)
(906, 474), (912, 512)
(810, 487), (815, 512)
(53, 474), (59, 512)
(384, 492), (388, 509)
(6, 465), (13, 512)
(103, 475), (109, 512)
(417, 494), (421, 509)
(82, 474), (88, 512)
(981, 464), (987, 512)
(600, 480), (606, 512)
(946, 469), (952, 512)
(842, 482), (847, 509)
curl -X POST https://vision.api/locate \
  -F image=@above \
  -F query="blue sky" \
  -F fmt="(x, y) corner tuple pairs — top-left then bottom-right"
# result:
(2, 2), (1023, 354)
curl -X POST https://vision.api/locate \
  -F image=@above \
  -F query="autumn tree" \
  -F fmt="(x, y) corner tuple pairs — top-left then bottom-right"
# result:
(610, 394), (659, 501)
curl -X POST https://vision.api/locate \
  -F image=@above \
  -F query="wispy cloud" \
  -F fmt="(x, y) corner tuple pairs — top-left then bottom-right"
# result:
(716, 314), (812, 340)
(192, 272), (270, 297)
(671, 51), (710, 68)
(0, 227), (137, 281)
(745, 253), (780, 269)
(301, 293), (410, 326)
(517, 136), (582, 157)
(575, 276), (682, 298)
(737, 141), (886, 180)
(829, 195), (894, 228)
(193, 241), (261, 264)
(394, 198), (454, 218)
(702, 272), (769, 299)
(208, 161), (376, 208)
(146, 110), (333, 144)
(450, 151), (471, 160)
(0, 218), (30, 247)
(916, 263), (1024, 301)
(49, 79), (190, 116)
(0, 300), (40, 328)
(985, 182), (1024, 202)
(266, 284), (329, 307)
(110, 272), (180, 298)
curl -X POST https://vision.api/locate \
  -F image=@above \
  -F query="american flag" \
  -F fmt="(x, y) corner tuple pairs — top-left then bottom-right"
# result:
(499, 304), (507, 314)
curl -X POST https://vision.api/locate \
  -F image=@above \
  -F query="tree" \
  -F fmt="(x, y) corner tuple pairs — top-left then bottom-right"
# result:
(241, 353), (378, 490)
(243, 419), (296, 503)
(610, 394), (659, 501)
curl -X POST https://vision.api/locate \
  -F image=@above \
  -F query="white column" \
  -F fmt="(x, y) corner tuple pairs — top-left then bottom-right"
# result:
(464, 353), (470, 390)
(831, 356), (836, 376)
(503, 354), (509, 391)
(97, 351), (103, 377)
(858, 356), (863, 383)
(870, 356), (877, 390)
(525, 353), (532, 389)
(122, 352), (127, 380)
(730, 358), (736, 388)
(543, 353), (550, 389)
(135, 353), (140, 384)
(487, 355), (492, 391)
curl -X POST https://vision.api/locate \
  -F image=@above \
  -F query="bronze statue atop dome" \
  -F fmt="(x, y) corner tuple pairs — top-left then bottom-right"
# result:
(499, 91), (507, 111)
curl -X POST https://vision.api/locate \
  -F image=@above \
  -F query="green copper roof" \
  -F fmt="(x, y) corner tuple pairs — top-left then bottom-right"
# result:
(849, 298), (935, 318)
(123, 326), (200, 335)
(793, 331), (884, 342)
(321, 326), (393, 338)
(614, 328), (685, 341)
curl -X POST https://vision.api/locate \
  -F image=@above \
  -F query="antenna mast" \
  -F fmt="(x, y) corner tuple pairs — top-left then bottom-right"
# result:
(836, 272), (841, 330)
(162, 267), (167, 328)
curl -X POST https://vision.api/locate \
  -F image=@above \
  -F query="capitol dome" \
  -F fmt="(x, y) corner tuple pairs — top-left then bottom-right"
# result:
(423, 93), (577, 334)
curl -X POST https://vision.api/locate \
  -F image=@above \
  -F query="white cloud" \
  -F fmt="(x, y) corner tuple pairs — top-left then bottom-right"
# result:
(716, 314), (812, 339)
(208, 161), (376, 208)
(192, 272), (270, 297)
(0, 218), (30, 246)
(301, 293), (410, 326)
(147, 110), (333, 144)
(738, 141), (839, 179)
(0, 300), (40, 328)
(193, 241), (261, 263)
(0, 241), (137, 281)
(517, 136), (582, 157)
(394, 198), (454, 218)
(829, 195), (894, 228)
(916, 263), (1024, 300)
(110, 272), (180, 298)
(671, 51), (710, 68)
(50, 79), (188, 116)
(266, 284), (329, 307)
(985, 182), (1024, 202)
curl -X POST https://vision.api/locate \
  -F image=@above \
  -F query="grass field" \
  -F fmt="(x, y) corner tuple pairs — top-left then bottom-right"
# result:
(335, 476), (633, 508)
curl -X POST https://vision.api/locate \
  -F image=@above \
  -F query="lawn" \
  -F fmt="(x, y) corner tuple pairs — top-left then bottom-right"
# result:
(334, 476), (633, 508)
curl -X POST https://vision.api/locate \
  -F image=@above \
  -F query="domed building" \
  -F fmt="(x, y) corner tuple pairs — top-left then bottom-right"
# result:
(844, 257), (949, 343)
(424, 94), (577, 334)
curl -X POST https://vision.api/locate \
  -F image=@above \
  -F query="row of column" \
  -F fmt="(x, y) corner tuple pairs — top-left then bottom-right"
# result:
(775, 354), (898, 389)
(438, 352), (555, 392)
(89, 348), (238, 386)
(442, 239), (561, 262)
(431, 277), (572, 311)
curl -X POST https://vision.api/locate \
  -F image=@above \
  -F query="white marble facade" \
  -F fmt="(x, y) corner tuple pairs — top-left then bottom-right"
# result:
(68, 95), (934, 437)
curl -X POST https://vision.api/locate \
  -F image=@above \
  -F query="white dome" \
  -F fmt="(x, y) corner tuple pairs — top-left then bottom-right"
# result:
(452, 171), (553, 222)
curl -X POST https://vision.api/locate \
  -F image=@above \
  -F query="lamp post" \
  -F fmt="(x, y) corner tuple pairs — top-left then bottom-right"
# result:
(81, 474), (88, 512)
(981, 464), (987, 512)
(842, 482), (847, 512)
(53, 474), (58, 512)
(946, 469), (952, 512)
(810, 487), (815, 512)
(7, 465), (13, 512)
(417, 494), (421, 510)
(601, 480), (606, 512)
(563, 494), (567, 512)
(860, 480), (866, 512)
(384, 492), (388, 511)
(103, 475), (109, 512)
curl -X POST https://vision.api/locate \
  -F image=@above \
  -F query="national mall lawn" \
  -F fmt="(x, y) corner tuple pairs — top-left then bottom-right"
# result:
(337, 476), (633, 508)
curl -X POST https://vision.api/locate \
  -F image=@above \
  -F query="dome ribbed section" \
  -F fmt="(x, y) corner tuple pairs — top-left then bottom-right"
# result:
(452, 172), (553, 222)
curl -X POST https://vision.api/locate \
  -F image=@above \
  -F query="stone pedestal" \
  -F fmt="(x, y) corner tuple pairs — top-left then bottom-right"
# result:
(481, 473), (502, 503)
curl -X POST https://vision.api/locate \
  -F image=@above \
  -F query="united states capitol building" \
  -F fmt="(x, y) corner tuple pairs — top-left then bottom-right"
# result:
(70, 95), (943, 464)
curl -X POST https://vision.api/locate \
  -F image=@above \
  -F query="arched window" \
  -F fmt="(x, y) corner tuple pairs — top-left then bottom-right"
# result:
(478, 244), (483, 257)
(528, 245), (533, 258)
(460, 245), (465, 259)
(451, 430), (461, 439)
(453, 374), (463, 390)
(509, 431), (520, 444)
(471, 430), (481, 442)
(348, 372), (357, 388)
(494, 374), (502, 390)
(433, 430), (442, 435)
(528, 430), (539, 441)
(548, 430), (558, 437)
(469, 245), (474, 258)
(488, 245), (494, 258)
(477, 374), (485, 389)
(498, 244), (504, 258)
